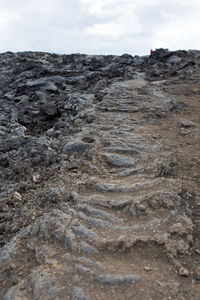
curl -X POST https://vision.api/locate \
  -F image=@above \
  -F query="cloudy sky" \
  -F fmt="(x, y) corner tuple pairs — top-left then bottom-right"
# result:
(0, 0), (200, 55)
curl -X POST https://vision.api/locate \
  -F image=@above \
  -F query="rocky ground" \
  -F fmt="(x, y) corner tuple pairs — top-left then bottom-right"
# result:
(0, 48), (200, 299)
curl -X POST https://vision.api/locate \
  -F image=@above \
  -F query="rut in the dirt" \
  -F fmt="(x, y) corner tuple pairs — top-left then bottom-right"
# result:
(0, 75), (197, 300)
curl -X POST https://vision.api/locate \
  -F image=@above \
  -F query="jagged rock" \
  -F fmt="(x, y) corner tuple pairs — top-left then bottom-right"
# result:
(165, 99), (185, 111)
(63, 141), (91, 155)
(39, 187), (67, 206)
(167, 56), (182, 64)
(0, 212), (13, 222)
(13, 191), (22, 201)
(104, 153), (135, 167)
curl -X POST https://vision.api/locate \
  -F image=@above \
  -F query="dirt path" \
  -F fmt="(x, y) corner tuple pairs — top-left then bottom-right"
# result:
(1, 74), (200, 299)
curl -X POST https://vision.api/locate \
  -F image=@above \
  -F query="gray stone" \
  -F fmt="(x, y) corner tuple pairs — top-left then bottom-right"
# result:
(97, 274), (135, 285)
(39, 188), (66, 206)
(75, 264), (93, 275)
(0, 212), (13, 222)
(64, 232), (76, 252)
(165, 100), (185, 112)
(168, 56), (182, 64)
(0, 153), (9, 167)
(179, 120), (195, 128)
(72, 223), (97, 241)
(72, 287), (90, 300)
(78, 205), (120, 222)
(104, 153), (135, 167)
(79, 240), (99, 255)
(63, 141), (91, 155)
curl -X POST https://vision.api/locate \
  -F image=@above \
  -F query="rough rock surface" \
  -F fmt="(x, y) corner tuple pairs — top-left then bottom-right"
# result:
(0, 49), (200, 299)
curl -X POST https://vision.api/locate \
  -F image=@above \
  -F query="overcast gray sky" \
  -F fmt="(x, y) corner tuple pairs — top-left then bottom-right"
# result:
(0, 0), (200, 55)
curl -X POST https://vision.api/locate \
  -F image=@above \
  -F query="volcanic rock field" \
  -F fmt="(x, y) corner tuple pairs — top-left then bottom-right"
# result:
(0, 48), (200, 299)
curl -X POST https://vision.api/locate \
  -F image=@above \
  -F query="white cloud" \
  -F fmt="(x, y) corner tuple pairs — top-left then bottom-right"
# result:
(0, 0), (200, 55)
(81, 0), (200, 53)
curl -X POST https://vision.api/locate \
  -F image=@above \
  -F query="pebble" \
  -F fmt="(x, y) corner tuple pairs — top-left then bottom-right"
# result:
(179, 120), (195, 128)
(32, 174), (43, 183)
(195, 249), (200, 255)
(178, 266), (190, 277)
(144, 265), (152, 272)
(13, 191), (22, 201)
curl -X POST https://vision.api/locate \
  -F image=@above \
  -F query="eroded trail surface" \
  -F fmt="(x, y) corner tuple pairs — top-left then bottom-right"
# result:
(1, 51), (200, 299)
